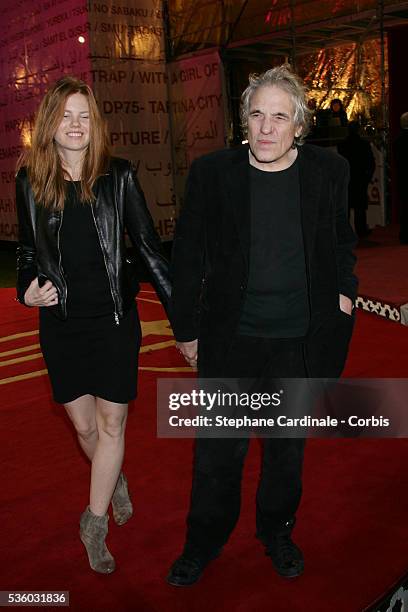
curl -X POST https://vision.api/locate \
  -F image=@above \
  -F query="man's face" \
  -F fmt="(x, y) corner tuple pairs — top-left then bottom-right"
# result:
(247, 85), (301, 171)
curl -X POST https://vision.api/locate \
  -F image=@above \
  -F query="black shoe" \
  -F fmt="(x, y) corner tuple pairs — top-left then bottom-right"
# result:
(266, 534), (304, 578)
(166, 551), (219, 586)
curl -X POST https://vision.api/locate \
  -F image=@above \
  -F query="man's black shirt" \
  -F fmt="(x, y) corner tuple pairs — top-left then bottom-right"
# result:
(239, 158), (309, 338)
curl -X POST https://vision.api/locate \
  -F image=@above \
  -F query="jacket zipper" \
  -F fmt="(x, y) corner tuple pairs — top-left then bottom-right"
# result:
(57, 211), (68, 318)
(90, 203), (120, 325)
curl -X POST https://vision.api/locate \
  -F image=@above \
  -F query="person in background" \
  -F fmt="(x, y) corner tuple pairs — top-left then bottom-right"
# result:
(338, 121), (375, 238)
(329, 98), (348, 127)
(15, 77), (170, 574)
(394, 111), (408, 244)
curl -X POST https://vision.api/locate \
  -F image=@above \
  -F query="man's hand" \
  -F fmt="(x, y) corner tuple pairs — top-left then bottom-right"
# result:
(24, 278), (58, 307)
(176, 339), (198, 369)
(339, 293), (353, 315)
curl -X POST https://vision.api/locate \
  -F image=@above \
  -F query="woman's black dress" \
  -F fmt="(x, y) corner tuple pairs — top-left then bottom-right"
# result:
(39, 182), (141, 404)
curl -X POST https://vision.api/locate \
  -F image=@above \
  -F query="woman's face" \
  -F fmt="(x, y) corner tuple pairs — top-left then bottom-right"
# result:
(54, 92), (90, 154)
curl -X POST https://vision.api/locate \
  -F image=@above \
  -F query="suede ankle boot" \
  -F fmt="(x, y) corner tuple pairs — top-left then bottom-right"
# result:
(111, 472), (133, 526)
(79, 507), (116, 574)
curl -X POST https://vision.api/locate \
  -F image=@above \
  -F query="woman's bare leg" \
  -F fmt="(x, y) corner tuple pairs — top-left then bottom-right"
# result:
(64, 394), (98, 461)
(90, 398), (128, 516)
(64, 395), (128, 517)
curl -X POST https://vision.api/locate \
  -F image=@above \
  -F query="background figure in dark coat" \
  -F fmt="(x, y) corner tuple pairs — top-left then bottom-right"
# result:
(329, 98), (348, 127)
(338, 121), (375, 238)
(394, 112), (408, 244)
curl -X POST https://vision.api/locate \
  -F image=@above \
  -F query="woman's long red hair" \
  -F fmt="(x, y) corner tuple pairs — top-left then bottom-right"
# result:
(17, 77), (110, 209)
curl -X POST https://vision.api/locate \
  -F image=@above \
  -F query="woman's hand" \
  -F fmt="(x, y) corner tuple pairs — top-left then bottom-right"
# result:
(24, 278), (59, 307)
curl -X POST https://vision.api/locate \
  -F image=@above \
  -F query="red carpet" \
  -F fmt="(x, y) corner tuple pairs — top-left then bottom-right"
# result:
(1, 287), (408, 612)
(355, 224), (408, 305)
(355, 224), (408, 322)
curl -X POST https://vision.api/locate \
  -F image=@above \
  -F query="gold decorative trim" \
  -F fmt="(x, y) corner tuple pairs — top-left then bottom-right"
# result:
(0, 329), (38, 343)
(140, 340), (175, 353)
(0, 369), (48, 385)
(0, 352), (43, 367)
(0, 343), (40, 358)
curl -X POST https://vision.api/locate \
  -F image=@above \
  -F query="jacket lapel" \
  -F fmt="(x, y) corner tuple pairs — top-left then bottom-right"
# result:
(224, 146), (251, 268)
(298, 145), (322, 260)
(92, 161), (115, 210)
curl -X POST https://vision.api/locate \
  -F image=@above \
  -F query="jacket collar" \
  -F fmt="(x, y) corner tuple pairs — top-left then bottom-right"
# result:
(92, 158), (117, 207)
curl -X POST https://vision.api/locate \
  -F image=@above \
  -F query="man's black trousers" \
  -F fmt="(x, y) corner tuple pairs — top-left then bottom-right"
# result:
(184, 334), (307, 559)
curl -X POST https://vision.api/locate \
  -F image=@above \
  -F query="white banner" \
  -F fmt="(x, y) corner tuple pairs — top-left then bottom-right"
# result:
(167, 49), (226, 210)
(0, 0), (91, 241)
(88, 0), (175, 240)
(0, 0), (177, 241)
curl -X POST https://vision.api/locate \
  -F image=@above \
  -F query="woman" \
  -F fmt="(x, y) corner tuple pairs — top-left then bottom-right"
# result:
(329, 98), (348, 127)
(15, 77), (171, 574)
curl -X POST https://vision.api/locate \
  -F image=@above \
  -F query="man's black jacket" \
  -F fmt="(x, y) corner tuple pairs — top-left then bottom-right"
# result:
(16, 157), (171, 321)
(171, 144), (358, 377)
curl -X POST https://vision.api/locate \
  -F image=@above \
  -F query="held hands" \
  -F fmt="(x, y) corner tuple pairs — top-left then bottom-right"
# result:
(175, 298), (352, 369)
(176, 339), (198, 370)
(24, 278), (58, 307)
(339, 293), (353, 315)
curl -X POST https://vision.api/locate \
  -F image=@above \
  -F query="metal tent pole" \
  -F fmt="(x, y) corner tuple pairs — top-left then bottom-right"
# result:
(290, 0), (297, 70)
(378, 0), (390, 223)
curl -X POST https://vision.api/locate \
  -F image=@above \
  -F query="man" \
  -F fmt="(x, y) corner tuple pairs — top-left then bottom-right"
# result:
(338, 121), (375, 238)
(394, 111), (408, 244)
(168, 65), (357, 586)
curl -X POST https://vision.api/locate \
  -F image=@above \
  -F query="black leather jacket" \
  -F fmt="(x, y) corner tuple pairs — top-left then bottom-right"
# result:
(16, 157), (171, 322)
